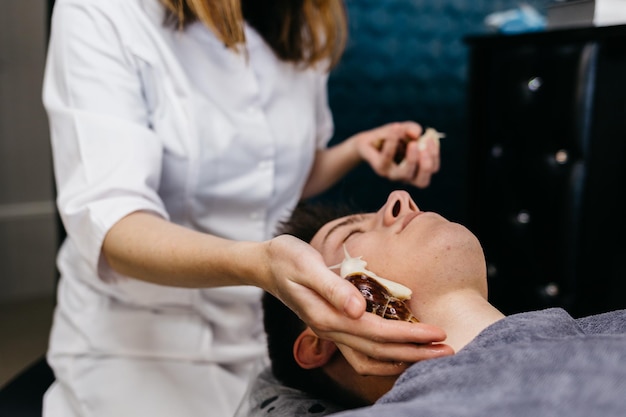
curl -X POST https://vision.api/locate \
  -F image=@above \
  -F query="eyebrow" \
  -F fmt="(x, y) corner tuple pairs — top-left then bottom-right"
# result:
(322, 215), (365, 246)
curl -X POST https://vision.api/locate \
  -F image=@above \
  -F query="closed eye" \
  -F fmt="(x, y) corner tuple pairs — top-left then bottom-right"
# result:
(343, 229), (363, 242)
(322, 214), (370, 248)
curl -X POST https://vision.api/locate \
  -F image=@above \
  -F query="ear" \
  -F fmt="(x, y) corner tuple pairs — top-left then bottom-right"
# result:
(293, 328), (338, 370)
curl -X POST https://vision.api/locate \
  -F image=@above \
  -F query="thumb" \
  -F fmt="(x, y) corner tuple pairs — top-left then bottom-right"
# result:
(318, 265), (366, 319)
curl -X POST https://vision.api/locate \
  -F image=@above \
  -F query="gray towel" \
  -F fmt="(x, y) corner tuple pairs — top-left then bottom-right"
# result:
(332, 308), (626, 417)
(238, 367), (346, 417)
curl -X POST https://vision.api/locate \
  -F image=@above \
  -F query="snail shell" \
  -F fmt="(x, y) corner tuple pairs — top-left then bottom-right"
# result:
(345, 273), (419, 323)
(332, 246), (419, 323)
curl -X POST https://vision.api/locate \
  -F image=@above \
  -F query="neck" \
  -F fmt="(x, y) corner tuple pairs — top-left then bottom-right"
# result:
(413, 289), (505, 353)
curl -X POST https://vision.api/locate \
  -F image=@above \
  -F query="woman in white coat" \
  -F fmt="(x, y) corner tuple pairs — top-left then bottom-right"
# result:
(42, 0), (451, 416)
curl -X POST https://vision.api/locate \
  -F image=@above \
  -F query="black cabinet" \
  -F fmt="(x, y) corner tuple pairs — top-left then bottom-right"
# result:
(465, 25), (626, 317)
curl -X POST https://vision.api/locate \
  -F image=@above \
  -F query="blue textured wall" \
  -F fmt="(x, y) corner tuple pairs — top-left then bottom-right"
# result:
(323, 0), (551, 222)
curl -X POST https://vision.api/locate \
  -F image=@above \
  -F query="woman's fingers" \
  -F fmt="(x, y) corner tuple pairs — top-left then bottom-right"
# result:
(314, 310), (449, 346)
(320, 315), (454, 376)
(335, 341), (452, 376)
(267, 235), (367, 321)
(359, 122), (441, 188)
(336, 344), (411, 376)
(308, 309), (454, 370)
(311, 264), (367, 320)
(399, 129), (441, 187)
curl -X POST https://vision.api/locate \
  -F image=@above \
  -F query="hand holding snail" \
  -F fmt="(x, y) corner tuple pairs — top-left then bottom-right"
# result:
(263, 235), (453, 377)
(353, 122), (443, 188)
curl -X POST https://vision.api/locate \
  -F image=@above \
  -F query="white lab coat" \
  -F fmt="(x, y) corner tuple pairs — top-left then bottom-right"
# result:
(42, 0), (334, 415)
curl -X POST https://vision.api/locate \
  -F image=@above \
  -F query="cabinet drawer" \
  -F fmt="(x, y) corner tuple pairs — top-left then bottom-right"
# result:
(465, 26), (626, 316)
(484, 42), (589, 154)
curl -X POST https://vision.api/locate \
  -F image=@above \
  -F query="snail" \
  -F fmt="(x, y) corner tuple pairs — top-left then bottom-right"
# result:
(375, 127), (446, 164)
(331, 246), (419, 323)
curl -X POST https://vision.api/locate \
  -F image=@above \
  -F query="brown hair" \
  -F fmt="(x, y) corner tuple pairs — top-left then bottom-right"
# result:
(159, 0), (347, 68)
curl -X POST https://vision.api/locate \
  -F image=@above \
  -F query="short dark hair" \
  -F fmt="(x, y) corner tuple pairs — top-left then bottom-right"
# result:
(263, 200), (366, 407)
(278, 199), (361, 243)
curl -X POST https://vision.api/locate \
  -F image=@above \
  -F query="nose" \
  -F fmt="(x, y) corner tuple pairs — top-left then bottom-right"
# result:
(378, 190), (419, 226)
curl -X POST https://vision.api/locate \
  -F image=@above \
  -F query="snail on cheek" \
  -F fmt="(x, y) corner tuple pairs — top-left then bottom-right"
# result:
(331, 245), (419, 323)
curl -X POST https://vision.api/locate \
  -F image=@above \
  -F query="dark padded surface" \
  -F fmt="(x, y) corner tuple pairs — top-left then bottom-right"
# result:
(465, 24), (626, 316)
(0, 358), (54, 417)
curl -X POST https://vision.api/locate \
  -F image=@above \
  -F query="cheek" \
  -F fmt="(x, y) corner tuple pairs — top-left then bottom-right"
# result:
(342, 236), (386, 264)
(342, 228), (446, 286)
(343, 235), (415, 278)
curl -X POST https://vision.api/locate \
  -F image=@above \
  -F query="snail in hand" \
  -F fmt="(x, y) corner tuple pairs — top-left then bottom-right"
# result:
(374, 127), (445, 164)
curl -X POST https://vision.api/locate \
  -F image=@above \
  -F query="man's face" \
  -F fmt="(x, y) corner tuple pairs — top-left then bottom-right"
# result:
(310, 190), (486, 299)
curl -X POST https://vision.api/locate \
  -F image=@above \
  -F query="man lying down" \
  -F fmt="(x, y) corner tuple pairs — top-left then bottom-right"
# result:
(239, 190), (626, 417)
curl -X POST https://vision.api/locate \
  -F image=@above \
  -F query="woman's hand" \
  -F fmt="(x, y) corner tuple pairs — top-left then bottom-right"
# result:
(352, 121), (441, 188)
(263, 234), (453, 376)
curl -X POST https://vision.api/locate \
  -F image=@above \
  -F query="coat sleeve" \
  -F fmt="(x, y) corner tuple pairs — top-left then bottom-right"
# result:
(314, 69), (334, 150)
(43, 0), (168, 276)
